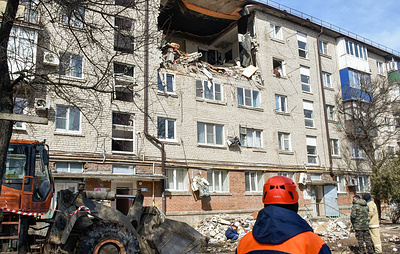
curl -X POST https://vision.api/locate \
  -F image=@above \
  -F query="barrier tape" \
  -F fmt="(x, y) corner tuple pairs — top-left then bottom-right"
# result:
(0, 207), (45, 216)
(69, 206), (91, 216)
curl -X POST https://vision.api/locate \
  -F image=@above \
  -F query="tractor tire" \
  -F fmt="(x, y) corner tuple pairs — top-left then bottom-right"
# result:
(76, 220), (140, 254)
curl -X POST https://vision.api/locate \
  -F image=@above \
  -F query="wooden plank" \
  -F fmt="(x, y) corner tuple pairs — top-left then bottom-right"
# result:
(0, 113), (48, 125)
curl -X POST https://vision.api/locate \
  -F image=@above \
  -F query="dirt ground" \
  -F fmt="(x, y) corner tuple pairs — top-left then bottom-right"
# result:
(199, 221), (400, 254)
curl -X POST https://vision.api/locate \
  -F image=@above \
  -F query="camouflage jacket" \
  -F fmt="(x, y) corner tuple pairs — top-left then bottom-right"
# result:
(350, 199), (369, 230)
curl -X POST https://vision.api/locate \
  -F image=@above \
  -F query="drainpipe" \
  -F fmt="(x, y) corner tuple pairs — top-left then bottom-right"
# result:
(143, 0), (166, 214)
(317, 26), (334, 177)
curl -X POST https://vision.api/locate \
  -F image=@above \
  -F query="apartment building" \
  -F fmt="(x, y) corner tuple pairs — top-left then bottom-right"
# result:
(6, 0), (400, 224)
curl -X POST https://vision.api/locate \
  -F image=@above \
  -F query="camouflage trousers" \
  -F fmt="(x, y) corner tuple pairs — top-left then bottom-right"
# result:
(355, 230), (375, 254)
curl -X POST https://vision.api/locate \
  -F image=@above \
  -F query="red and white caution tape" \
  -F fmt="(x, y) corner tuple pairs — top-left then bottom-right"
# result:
(69, 206), (91, 216)
(0, 207), (45, 216)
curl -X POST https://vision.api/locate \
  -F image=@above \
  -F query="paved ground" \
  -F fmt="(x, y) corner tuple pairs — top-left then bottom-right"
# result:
(199, 221), (400, 253)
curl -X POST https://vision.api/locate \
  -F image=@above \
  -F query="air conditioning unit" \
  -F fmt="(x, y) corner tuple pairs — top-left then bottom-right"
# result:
(34, 98), (51, 110)
(227, 136), (241, 147)
(348, 178), (358, 186)
(43, 51), (59, 66)
(298, 173), (307, 185)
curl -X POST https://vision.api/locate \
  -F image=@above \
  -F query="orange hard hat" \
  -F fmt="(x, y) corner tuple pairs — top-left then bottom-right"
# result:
(262, 176), (299, 205)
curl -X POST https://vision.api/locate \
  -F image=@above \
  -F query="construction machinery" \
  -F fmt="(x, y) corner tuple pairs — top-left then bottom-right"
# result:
(0, 140), (207, 253)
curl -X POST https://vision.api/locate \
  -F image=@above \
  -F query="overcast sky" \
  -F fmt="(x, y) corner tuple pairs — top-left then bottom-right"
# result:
(268, 0), (400, 53)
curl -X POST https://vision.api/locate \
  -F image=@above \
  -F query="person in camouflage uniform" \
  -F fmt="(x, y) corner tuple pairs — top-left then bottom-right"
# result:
(351, 195), (374, 254)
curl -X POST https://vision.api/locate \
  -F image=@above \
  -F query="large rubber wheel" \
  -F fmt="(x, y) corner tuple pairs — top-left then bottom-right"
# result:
(76, 221), (140, 254)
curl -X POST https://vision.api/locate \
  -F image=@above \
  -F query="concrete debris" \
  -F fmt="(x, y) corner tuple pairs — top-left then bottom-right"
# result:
(307, 217), (351, 243)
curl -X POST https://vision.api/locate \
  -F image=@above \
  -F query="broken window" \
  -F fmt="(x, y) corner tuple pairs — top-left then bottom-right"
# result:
(157, 117), (175, 140)
(270, 23), (282, 40)
(278, 132), (291, 151)
(114, 62), (134, 102)
(114, 17), (134, 53)
(166, 168), (189, 191)
(198, 48), (221, 65)
(197, 122), (223, 146)
(196, 80), (222, 101)
(207, 170), (228, 192)
(335, 175), (346, 193)
(158, 73), (175, 94)
(237, 87), (260, 108)
(245, 171), (263, 192)
(303, 100), (314, 128)
(273, 58), (285, 77)
(240, 127), (262, 148)
(112, 112), (134, 153)
(306, 136), (317, 165)
(326, 105), (335, 121)
(297, 32), (308, 58)
(301, 66), (311, 92)
(13, 98), (28, 130)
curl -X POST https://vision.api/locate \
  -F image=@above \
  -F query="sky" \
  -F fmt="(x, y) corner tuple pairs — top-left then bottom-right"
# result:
(266, 0), (400, 54)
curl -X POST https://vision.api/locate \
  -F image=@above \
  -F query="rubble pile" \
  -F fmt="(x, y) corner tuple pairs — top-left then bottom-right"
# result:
(310, 218), (351, 242)
(194, 213), (256, 244)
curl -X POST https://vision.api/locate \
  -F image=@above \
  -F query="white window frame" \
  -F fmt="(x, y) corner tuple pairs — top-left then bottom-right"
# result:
(55, 162), (83, 173)
(207, 169), (229, 192)
(55, 105), (82, 133)
(275, 94), (287, 113)
(345, 39), (368, 60)
(239, 127), (262, 148)
(303, 100), (314, 128)
(13, 97), (28, 130)
(158, 72), (175, 94)
(112, 112), (134, 154)
(335, 175), (346, 193)
(306, 136), (318, 165)
(59, 51), (83, 78)
(326, 105), (335, 121)
(61, 7), (85, 28)
(331, 139), (340, 156)
(278, 132), (291, 151)
(297, 32), (308, 58)
(377, 61), (385, 75)
(350, 142), (364, 159)
(112, 165), (135, 174)
(322, 72), (332, 88)
(245, 171), (263, 192)
(301, 66), (311, 92)
(157, 117), (176, 141)
(114, 62), (135, 102)
(197, 122), (224, 146)
(269, 23), (282, 40)
(237, 87), (260, 108)
(166, 168), (189, 191)
(278, 172), (294, 180)
(273, 58), (286, 77)
(319, 40), (328, 55)
(356, 175), (370, 193)
(196, 80), (222, 101)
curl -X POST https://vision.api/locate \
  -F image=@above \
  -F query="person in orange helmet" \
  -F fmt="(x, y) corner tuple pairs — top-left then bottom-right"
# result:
(236, 176), (331, 254)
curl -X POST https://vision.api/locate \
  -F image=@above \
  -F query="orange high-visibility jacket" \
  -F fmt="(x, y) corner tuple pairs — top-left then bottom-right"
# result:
(236, 206), (331, 254)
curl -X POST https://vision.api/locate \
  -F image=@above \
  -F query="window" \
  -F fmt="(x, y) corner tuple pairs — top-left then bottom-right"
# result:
(297, 32), (308, 58)
(55, 105), (81, 133)
(319, 40), (328, 55)
(377, 61), (385, 75)
(334, 175), (346, 193)
(326, 105), (335, 121)
(245, 171), (263, 192)
(61, 7), (85, 28)
(114, 62), (134, 102)
(278, 172), (294, 180)
(330, 139), (340, 156)
(55, 162), (83, 173)
(13, 98), (28, 130)
(385, 117), (394, 132)
(322, 72), (332, 88)
(356, 176), (370, 193)
(112, 165), (135, 174)
(8, 27), (35, 64)
(114, 17), (134, 53)
(239, 127), (262, 148)
(273, 58), (285, 77)
(115, 0), (135, 8)
(345, 39), (367, 60)
(237, 87), (260, 108)
(207, 170), (229, 192)
(158, 117), (175, 140)
(300, 66), (311, 92)
(270, 23), (282, 40)
(278, 132), (291, 151)
(348, 69), (370, 89)
(112, 112), (134, 153)
(306, 136), (317, 165)
(303, 100), (314, 128)
(158, 73), (175, 94)
(198, 48), (221, 65)
(275, 94), (287, 113)
(59, 52), (83, 78)
(197, 122), (223, 146)
(166, 168), (189, 191)
(196, 80), (222, 101)
(350, 142), (363, 159)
